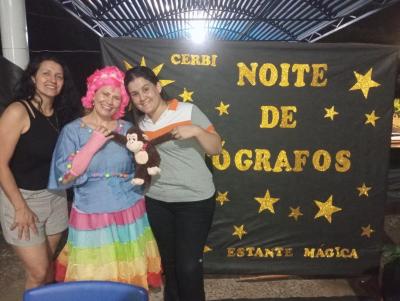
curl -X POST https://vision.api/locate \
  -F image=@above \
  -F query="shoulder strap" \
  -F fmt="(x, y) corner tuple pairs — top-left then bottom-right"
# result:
(17, 100), (36, 119)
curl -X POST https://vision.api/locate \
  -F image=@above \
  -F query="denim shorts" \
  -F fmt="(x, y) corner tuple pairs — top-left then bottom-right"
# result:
(0, 188), (68, 247)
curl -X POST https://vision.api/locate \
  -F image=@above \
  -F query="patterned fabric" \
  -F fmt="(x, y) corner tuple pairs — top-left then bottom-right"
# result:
(48, 118), (143, 213)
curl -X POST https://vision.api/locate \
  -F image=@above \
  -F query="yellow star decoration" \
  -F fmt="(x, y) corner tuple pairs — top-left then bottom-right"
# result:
(255, 190), (279, 214)
(203, 245), (213, 253)
(288, 206), (303, 221)
(179, 88), (194, 102)
(232, 225), (247, 240)
(215, 191), (230, 206)
(365, 110), (380, 127)
(123, 56), (175, 87)
(361, 225), (375, 238)
(357, 183), (372, 197)
(215, 101), (230, 116)
(324, 106), (339, 121)
(314, 195), (342, 224)
(349, 68), (380, 99)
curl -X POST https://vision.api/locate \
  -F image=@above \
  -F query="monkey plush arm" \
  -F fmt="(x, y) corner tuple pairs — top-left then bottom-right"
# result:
(111, 132), (127, 146)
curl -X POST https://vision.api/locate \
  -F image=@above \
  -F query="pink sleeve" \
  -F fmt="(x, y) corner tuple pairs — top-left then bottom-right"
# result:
(69, 131), (108, 177)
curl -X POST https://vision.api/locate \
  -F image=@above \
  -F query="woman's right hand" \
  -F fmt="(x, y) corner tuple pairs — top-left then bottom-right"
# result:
(95, 125), (114, 139)
(10, 205), (39, 240)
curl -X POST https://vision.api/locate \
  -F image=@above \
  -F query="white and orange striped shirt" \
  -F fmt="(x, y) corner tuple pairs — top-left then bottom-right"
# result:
(138, 99), (216, 202)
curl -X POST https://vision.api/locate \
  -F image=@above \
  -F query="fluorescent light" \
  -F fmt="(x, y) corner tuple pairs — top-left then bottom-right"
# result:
(188, 10), (208, 44)
(190, 25), (207, 43)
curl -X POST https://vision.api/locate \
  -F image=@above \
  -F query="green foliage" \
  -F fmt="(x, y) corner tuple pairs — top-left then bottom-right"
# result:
(394, 98), (400, 117)
(383, 244), (400, 264)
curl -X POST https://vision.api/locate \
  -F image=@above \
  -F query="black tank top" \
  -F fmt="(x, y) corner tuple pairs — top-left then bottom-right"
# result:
(9, 101), (59, 190)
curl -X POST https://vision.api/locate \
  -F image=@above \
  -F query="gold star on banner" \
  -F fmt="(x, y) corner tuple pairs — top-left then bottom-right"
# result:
(288, 206), (303, 221)
(216, 191), (230, 206)
(203, 245), (213, 253)
(365, 110), (380, 127)
(324, 106), (339, 121)
(255, 190), (280, 214)
(357, 183), (372, 197)
(349, 68), (380, 99)
(123, 57), (175, 87)
(361, 225), (375, 238)
(232, 225), (247, 240)
(215, 101), (230, 116)
(179, 88), (194, 102)
(314, 195), (342, 224)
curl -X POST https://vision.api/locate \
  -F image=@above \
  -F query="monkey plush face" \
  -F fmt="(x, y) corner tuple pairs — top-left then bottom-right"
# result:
(126, 133), (149, 164)
(126, 133), (143, 152)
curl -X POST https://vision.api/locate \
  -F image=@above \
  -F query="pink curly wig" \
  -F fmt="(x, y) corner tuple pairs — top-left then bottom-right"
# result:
(81, 66), (129, 119)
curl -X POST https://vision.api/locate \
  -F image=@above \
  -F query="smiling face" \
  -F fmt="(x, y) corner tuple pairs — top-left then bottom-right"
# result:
(127, 77), (164, 118)
(32, 60), (64, 101)
(92, 85), (122, 119)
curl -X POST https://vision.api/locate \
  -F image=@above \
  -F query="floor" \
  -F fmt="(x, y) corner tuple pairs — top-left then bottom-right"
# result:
(1, 214), (398, 301)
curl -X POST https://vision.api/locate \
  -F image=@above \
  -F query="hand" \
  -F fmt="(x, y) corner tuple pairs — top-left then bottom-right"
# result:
(171, 125), (201, 140)
(10, 205), (39, 240)
(95, 125), (114, 139)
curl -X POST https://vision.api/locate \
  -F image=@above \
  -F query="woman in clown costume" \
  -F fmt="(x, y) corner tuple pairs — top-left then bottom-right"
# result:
(48, 66), (162, 290)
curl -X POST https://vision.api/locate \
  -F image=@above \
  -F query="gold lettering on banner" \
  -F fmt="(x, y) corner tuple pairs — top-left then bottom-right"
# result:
(237, 62), (258, 86)
(312, 150), (331, 172)
(235, 149), (253, 171)
(304, 247), (359, 259)
(212, 149), (351, 173)
(237, 62), (328, 87)
(212, 148), (231, 171)
(273, 150), (293, 172)
(335, 150), (351, 172)
(226, 246), (357, 259)
(293, 150), (310, 172)
(226, 247), (294, 258)
(253, 149), (272, 171)
(259, 63), (278, 86)
(170, 53), (218, 67)
(311, 64), (328, 86)
(260, 106), (297, 128)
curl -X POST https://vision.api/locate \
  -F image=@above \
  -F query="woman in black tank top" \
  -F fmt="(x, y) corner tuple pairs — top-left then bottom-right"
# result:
(0, 55), (79, 291)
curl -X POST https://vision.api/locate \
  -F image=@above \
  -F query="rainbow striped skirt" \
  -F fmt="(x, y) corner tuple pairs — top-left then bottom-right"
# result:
(55, 198), (162, 289)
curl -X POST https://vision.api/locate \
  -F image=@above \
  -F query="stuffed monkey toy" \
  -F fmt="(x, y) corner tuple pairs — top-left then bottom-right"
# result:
(112, 127), (173, 186)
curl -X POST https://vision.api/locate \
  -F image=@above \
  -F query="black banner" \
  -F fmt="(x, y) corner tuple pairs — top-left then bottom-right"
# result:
(101, 38), (398, 275)
(0, 56), (22, 113)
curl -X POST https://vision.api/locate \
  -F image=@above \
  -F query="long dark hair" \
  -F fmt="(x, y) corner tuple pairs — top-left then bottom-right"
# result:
(124, 66), (169, 125)
(13, 54), (81, 127)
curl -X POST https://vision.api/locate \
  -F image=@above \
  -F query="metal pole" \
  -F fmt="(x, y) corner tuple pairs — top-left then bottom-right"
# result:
(0, 0), (29, 69)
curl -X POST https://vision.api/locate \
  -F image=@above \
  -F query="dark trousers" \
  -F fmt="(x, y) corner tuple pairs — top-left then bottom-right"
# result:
(145, 195), (215, 301)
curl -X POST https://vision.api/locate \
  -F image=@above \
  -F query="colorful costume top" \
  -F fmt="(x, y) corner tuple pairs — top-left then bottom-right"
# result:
(48, 118), (143, 213)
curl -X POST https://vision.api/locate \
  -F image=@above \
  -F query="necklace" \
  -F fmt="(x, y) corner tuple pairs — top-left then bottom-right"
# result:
(45, 114), (59, 133)
(30, 98), (59, 133)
